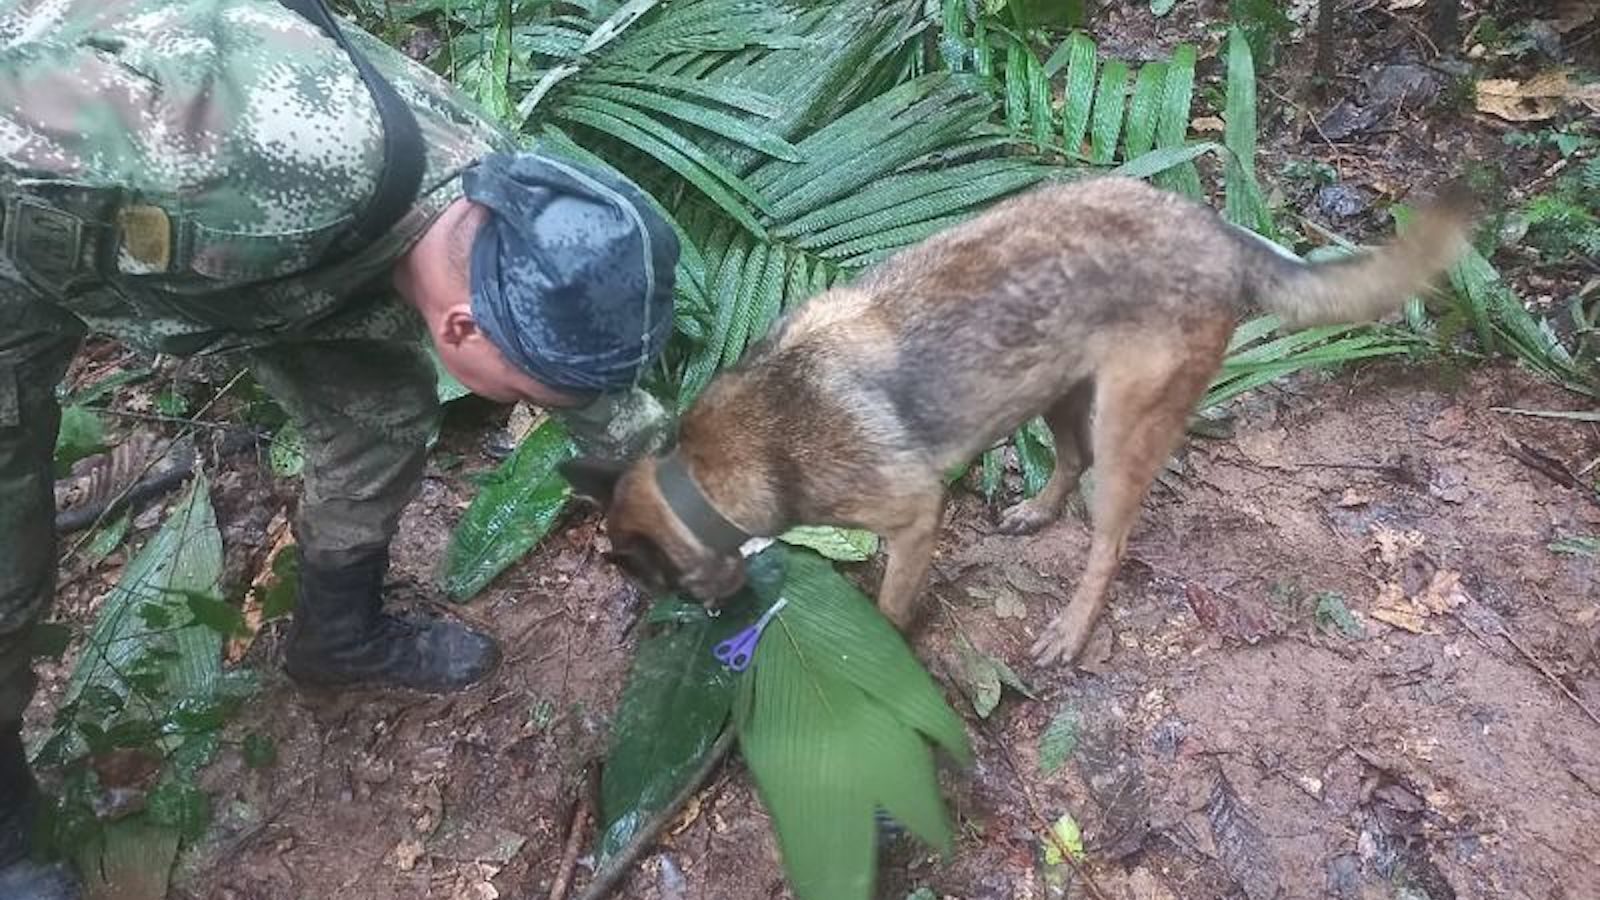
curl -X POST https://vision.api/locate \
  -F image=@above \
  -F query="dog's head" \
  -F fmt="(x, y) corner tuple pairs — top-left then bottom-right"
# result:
(560, 456), (748, 605)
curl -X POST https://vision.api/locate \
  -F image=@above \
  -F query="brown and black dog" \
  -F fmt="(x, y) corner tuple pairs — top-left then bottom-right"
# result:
(562, 175), (1476, 667)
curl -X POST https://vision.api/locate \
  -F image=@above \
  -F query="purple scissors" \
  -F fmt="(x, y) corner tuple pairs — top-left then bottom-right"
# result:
(712, 597), (789, 672)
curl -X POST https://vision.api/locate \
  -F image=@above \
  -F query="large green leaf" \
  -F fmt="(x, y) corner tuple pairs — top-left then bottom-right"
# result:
(1222, 26), (1273, 236)
(597, 601), (752, 862)
(778, 526), (880, 561)
(1153, 43), (1200, 197)
(1059, 31), (1097, 158)
(734, 548), (971, 900)
(60, 472), (224, 742)
(54, 404), (105, 476)
(437, 418), (578, 600)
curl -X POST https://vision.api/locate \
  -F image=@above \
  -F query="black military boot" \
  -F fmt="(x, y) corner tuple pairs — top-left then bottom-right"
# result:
(0, 727), (80, 900)
(282, 545), (500, 693)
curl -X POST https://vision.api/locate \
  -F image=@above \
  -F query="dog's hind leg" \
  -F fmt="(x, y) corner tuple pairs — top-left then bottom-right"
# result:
(997, 378), (1095, 535)
(1031, 342), (1222, 667)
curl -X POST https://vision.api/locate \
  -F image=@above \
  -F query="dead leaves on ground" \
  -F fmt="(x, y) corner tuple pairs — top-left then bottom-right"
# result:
(1205, 771), (1282, 900)
(1365, 525), (1468, 635)
(1475, 70), (1600, 123)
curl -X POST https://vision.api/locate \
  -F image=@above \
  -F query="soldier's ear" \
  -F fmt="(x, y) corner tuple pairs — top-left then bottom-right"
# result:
(560, 457), (627, 508)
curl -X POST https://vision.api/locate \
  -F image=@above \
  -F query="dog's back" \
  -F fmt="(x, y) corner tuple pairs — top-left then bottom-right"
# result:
(722, 178), (1246, 471)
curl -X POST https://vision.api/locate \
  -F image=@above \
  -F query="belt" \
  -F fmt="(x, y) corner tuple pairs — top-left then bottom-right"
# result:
(0, 177), (357, 293)
(0, 180), (124, 295)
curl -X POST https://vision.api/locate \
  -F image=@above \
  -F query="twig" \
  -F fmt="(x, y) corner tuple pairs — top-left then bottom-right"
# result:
(572, 727), (736, 900)
(1264, 85), (1345, 155)
(550, 763), (602, 900)
(1371, 3), (1440, 57)
(985, 718), (1114, 900)
(934, 596), (1113, 900)
(93, 408), (234, 429)
(1454, 610), (1600, 731)
(1500, 433), (1600, 509)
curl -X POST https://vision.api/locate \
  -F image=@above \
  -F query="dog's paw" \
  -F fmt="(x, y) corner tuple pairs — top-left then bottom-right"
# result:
(996, 499), (1060, 535)
(1031, 617), (1091, 667)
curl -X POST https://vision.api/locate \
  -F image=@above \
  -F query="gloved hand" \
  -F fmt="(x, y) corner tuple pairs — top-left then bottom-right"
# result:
(556, 385), (673, 463)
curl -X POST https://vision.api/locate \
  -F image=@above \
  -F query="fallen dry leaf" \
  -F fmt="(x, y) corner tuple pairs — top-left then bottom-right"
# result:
(228, 513), (294, 664)
(1369, 569), (1466, 634)
(1371, 525), (1426, 569)
(1370, 588), (1426, 634)
(1388, 0), (1425, 9)
(1192, 115), (1226, 132)
(1416, 569), (1468, 614)
(993, 591), (1028, 620)
(1338, 487), (1374, 508)
(388, 838), (425, 871)
(1476, 70), (1600, 122)
(669, 790), (703, 837)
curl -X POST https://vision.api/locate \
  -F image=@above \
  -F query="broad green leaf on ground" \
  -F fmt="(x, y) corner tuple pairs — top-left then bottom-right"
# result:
(778, 525), (880, 561)
(1203, 323), (1425, 412)
(267, 421), (304, 478)
(153, 388), (189, 417)
(73, 819), (180, 900)
(596, 552), (783, 863)
(1038, 705), (1080, 775)
(84, 512), (131, 568)
(955, 643), (1036, 718)
(70, 367), (154, 406)
(1014, 418), (1055, 498)
(438, 417), (577, 600)
(59, 472), (224, 759)
(183, 593), (251, 639)
(734, 546), (971, 900)
(54, 405), (105, 476)
(1313, 592), (1364, 638)
(1043, 811), (1085, 864)
(1446, 239), (1595, 396)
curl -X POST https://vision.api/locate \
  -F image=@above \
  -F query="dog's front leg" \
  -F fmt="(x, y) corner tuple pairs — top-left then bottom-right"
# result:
(873, 494), (945, 630)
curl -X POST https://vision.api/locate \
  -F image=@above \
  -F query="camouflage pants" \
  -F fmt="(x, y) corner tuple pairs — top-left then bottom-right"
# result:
(0, 287), (440, 726)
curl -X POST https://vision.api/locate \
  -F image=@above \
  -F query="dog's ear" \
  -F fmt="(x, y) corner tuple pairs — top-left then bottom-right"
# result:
(559, 457), (627, 507)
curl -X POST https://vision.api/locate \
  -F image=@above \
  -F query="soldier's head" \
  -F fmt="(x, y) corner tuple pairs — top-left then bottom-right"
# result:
(402, 151), (679, 410)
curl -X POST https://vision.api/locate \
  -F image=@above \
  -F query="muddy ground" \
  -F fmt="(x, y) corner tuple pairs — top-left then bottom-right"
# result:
(24, 2), (1600, 899)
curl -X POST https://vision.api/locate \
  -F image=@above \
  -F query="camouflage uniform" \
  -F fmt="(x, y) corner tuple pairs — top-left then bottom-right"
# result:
(0, 0), (653, 724)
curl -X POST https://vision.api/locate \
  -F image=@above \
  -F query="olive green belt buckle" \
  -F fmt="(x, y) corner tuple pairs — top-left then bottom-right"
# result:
(8, 197), (87, 281)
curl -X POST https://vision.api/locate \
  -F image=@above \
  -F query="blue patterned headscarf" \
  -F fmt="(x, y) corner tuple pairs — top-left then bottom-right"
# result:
(462, 151), (678, 394)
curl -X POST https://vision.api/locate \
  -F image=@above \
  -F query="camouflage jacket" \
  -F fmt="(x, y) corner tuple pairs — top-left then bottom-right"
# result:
(0, 0), (515, 354)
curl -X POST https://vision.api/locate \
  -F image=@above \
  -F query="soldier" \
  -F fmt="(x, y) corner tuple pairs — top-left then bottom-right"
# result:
(0, 1), (679, 895)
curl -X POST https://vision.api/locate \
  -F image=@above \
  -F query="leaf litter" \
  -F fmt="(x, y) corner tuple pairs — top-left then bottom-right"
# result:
(1205, 771), (1283, 900)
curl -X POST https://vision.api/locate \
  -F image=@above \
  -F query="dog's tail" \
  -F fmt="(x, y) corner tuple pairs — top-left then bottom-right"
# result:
(1236, 184), (1478, 328)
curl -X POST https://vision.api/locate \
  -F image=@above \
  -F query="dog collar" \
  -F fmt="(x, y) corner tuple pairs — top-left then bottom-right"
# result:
(654, 451), (751, 555)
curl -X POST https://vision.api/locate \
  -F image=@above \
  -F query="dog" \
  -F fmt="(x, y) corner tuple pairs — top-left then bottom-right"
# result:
(561, 175), (1476, 667)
